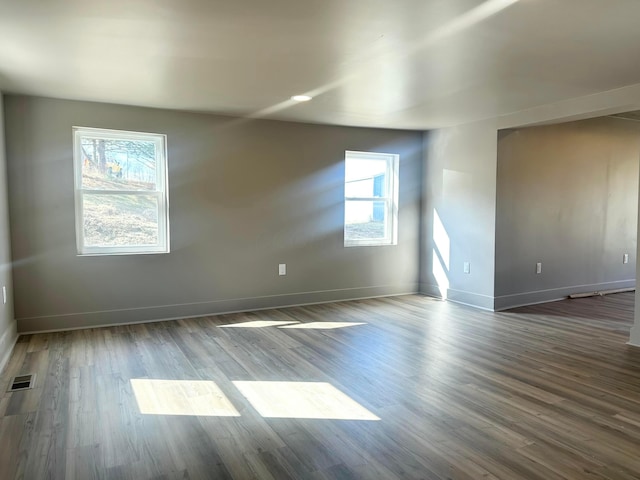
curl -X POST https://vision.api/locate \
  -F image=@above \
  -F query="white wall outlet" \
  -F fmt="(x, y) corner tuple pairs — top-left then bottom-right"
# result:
(536, 262), (542, 274)
(623, 253), (629, 264)
(463, 262), (470, 274)
(278, 264), (286, 276)
(2, 286), (6, 305)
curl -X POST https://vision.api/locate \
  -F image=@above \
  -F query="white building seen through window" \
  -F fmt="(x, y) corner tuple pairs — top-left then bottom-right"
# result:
(344, 151), (399, 247)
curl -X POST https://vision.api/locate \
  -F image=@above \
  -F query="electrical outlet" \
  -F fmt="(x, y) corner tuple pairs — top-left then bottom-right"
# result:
(463, 262), (470, 274)
(278, 264), (286, 276)
(536, 262), (542, 274)
(623, 253), (629, 264)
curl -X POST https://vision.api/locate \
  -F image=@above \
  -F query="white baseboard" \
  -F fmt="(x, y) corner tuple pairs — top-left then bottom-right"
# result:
(421, 280), (637, 313)
(419, 283), (494, 310)
(419, 283), (442, 300)
(0, 319), (18, 374)
(494, 280), (636, 311)
(629, 324), (640, 348)
(17, 284), (419, 334)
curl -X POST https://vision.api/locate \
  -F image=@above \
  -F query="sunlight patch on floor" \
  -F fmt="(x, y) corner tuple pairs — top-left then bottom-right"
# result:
(131, 379), (240, 416)
(232, 381), (380, 420)
(218, 320), (299, 328)
(278, 322), (366, 330)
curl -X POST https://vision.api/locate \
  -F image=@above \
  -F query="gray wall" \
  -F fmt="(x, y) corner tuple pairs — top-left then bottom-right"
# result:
(0, 93), (17, 369)
(421, 120), (498, 310)
(632, 168), (640, 346)
(5, 95), (423, 333)
(495, 116), (639, 309)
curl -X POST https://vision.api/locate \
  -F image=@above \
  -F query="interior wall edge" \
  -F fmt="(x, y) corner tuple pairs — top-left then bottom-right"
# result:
(16, 284), (418, 334)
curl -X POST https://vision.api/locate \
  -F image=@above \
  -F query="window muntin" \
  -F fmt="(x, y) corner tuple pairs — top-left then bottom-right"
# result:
(344, 151), (398, 247)
(73, 127), (169, 255)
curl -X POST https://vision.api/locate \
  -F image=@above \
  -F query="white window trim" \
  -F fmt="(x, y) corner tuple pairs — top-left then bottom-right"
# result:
(344, 150), (399, 247)
(73, 127), (170, 256)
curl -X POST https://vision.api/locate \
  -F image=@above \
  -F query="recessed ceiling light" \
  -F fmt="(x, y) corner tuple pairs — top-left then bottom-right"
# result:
(291, 95), (312, 102)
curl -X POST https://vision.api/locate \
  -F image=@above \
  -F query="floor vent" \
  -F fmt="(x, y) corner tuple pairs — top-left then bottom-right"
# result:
(8, 373), (36, 392)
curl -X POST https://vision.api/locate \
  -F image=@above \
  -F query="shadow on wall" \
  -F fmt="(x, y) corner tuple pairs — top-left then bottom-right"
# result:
(168, 118), (346, 252)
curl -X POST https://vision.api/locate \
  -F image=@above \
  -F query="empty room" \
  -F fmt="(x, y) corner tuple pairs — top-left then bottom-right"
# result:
(1, 1), (640, 479)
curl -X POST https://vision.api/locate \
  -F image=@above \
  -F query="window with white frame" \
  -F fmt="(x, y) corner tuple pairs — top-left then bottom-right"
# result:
(344, 150), (399, 247)
(73, 127), (169, 255)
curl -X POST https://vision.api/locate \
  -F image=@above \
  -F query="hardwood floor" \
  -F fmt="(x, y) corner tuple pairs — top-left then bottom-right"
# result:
(1, 293), (640, 479)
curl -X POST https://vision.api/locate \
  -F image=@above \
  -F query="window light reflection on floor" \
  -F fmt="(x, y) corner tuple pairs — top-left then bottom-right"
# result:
(278, 322), (366, 330)
(232, 381), (380, 420)
(218, 320), (299, 328)
(130, 379), (240, 416)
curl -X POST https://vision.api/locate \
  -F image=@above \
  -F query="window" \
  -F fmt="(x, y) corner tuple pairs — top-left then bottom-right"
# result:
(344, 151), (398, 247)
(73, 127), (169, 255)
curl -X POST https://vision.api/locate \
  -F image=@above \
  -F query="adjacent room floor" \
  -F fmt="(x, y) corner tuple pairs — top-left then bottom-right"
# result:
(1, 293), (640, 480)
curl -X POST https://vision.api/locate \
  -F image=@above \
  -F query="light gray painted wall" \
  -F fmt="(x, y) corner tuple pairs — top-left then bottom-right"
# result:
(495, 117), (639, 309)
(421, 120), (498, 310)
(632, 163), (640, 346)
(5, 95), (423, 333)
(0, 94), (17, 369)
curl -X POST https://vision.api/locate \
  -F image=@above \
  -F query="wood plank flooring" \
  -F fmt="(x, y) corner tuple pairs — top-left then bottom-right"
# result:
(1, 293), (640, 479)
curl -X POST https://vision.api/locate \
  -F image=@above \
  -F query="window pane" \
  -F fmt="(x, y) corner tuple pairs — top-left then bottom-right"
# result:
(345, 200), (387, 241)
(80, 137), (157, 191)
(345, 158), (387, 198)
(83, 194), (159, 247)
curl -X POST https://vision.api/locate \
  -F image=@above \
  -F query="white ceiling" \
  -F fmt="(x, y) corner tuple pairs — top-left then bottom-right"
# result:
(2, 0), (640, 130)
